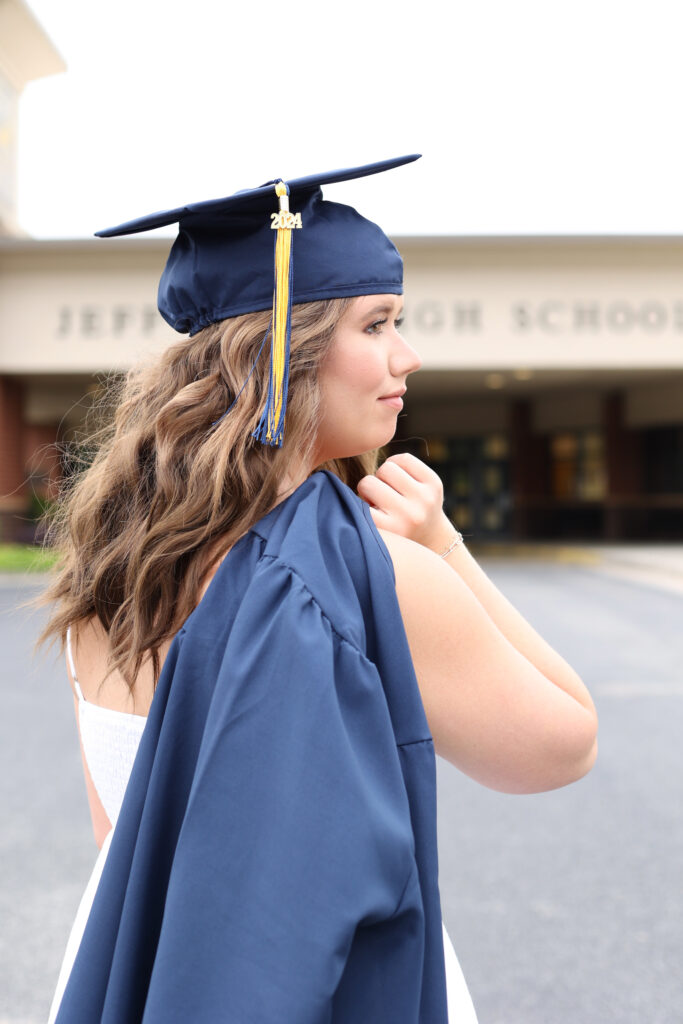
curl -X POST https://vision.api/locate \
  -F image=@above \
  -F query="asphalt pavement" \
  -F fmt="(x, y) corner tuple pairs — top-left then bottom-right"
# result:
(437, 553), (683, 1024)
(1, 547), (682, 1024)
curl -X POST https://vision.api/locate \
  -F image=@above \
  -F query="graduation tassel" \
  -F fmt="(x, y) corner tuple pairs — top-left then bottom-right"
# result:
(253, 181), (301, 447)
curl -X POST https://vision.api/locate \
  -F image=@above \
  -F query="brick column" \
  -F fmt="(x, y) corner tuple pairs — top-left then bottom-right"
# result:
(509, 399), (549, 539)
(603, 392), (643, 540)
(0, 375), (27, 541)
(24, 423), (62, 498)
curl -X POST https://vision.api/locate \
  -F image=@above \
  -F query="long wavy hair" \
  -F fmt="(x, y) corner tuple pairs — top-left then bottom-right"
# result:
(37, 297), (379, 689)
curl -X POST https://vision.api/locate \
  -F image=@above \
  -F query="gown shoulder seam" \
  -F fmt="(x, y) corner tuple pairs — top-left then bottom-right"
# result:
(258, 551), (368, 655)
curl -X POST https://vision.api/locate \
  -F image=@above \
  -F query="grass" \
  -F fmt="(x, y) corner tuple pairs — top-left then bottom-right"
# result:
(0, 544), (59, 573)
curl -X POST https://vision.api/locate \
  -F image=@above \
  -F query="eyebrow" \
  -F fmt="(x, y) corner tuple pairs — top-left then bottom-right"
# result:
(364, 303), (404, 317)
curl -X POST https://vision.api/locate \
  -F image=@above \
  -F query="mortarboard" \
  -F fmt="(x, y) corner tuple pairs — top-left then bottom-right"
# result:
(96, 154), (421, 445)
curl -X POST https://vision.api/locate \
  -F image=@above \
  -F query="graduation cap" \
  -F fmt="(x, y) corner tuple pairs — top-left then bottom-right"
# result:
(96, 153), (421, 446)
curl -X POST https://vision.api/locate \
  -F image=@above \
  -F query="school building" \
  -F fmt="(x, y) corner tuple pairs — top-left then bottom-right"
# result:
(1, 1), (682, 544)
(1, 233), (682, 544)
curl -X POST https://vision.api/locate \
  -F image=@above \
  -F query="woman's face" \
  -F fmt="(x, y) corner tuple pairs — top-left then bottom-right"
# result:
(313, 294), (422, 464)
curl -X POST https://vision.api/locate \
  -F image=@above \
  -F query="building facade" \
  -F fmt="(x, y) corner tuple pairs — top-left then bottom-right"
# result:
(399, 236), (683, 542)
(2, 4), (682, 543)
(1, 234), (682, 542)
(0, 0), (65, 539)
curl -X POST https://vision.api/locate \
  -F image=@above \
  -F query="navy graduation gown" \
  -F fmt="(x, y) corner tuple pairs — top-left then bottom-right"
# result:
(56, 470), (449, 1023)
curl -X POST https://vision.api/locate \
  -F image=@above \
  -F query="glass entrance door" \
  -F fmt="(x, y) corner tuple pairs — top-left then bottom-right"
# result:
(423, 433), (511, 541)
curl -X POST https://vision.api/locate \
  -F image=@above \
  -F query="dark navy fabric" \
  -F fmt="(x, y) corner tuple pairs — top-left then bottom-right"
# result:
(94, 155), (420, 335)
(55, 471), (448, 1024)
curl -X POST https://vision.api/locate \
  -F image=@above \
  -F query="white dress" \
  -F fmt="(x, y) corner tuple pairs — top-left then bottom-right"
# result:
(48, 629), (478, 1023)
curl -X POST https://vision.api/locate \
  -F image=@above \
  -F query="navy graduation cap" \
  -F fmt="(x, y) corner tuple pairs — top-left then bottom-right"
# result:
(96, 154), (420, 446)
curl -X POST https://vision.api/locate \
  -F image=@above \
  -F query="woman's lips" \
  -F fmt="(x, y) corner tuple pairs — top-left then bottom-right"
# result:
(377, 395), (404, 410)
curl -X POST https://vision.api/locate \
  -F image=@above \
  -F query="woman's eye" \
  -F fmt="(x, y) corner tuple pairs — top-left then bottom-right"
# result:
(365, 316), (404, 335)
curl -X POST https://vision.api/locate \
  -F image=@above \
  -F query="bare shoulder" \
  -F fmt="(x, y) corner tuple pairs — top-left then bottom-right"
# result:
(377, 527), (428, 565)
(377, 527), (472, 607)
(69, 616), (156, 716)
(376, 528), (492, 666)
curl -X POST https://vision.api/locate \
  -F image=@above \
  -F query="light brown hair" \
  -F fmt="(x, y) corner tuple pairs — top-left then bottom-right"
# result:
(37, 298), (378, 689)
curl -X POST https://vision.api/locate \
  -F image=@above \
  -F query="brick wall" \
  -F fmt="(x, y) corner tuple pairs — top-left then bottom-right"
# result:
(0, 375), (27, 539)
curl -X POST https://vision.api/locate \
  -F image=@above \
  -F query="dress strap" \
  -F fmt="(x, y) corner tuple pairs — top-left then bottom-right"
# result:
(66, 625), (85, 702)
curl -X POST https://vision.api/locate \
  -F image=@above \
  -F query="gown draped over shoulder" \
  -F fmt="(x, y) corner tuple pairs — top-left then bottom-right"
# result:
(48, 473), (479, 1024)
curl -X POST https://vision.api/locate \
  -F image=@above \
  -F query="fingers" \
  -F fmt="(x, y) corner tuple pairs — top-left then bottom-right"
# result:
(366, 462), (423, 506)
(373, 454), (444, 507)
(357, 472), (409, 516)
(381, 452), (441, 486)
(357, 453), (447, 547)
(365, 503), (393, 531)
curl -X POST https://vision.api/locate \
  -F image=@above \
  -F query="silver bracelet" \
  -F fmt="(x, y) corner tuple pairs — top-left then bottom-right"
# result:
(439, 530), (464, 558)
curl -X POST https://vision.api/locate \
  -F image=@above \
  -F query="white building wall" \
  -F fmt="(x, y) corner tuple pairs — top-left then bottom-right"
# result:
(1, 236), (683, 432)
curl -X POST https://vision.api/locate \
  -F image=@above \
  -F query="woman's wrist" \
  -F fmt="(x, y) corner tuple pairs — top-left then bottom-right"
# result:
(437, 529), (464, 558)
(423, 514), (465, 558)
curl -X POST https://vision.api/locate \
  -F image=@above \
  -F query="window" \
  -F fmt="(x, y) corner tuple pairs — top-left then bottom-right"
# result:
(550, 430), (606, 500)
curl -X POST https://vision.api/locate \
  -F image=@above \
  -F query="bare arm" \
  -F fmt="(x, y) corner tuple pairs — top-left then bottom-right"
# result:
(358, 453), (598, 794)
(435, 540), (593, 714)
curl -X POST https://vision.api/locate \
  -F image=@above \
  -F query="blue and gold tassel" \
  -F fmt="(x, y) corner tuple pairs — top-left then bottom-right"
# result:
(253, 181), (301, 447)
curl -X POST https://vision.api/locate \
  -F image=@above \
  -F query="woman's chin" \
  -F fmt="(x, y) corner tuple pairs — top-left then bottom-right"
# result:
(337, 432), (399, 461)
(313, 419), (400, 463)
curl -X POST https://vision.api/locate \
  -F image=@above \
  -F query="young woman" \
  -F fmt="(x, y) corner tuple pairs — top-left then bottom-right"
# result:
(41, 156), (597, 1023)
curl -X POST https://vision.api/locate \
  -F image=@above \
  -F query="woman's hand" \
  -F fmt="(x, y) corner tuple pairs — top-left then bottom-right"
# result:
(357, 453), (458, 555)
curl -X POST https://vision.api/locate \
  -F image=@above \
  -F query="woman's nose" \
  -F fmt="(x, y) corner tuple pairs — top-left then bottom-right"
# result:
(391, 333), (422, 377)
